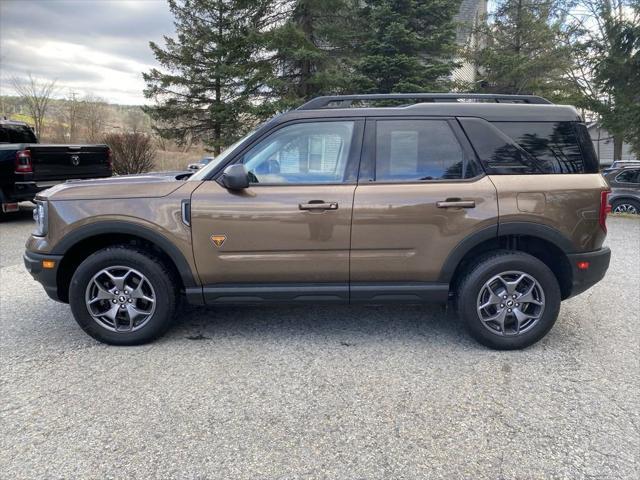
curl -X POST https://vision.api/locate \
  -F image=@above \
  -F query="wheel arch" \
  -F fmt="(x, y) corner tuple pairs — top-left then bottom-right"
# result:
(442, 223), (574, 300)
(53, 221), (198, 302)
(610, 196), (640, 207)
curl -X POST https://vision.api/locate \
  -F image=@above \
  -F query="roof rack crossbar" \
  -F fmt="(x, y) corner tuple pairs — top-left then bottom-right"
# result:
(298, 93), (553, 110)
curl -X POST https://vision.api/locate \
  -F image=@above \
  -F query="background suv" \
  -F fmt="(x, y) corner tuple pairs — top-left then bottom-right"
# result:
(24, 93), (611, 349)
(604, 165), (640, 214)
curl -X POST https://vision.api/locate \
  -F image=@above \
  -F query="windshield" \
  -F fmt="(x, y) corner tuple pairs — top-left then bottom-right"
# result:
(189, 130), (257, 181)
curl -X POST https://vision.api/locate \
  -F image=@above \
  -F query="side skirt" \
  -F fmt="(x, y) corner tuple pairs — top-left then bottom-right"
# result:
(185, 282), (450, 306)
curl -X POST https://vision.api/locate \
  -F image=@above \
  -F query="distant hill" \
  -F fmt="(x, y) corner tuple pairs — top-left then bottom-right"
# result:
(0, 95), (152, 143)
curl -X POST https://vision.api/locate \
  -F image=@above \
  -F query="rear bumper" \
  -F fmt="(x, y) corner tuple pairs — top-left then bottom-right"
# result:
(23, 250), (65, 302)
(5, 182), (43, 202)
(566, 247), (611, 299)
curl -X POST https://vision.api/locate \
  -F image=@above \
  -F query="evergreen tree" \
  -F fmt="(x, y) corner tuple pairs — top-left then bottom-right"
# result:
(266, 0), (358, 106)
(351, 0), (461, 93)
(467, 0), (575, 100)
(569, 0), (640, 158)
(143, 0), (276, 154)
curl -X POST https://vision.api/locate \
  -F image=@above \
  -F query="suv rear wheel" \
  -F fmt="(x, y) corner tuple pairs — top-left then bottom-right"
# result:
(457, 251), (561, 350)
(69, 246), (177, 345)
(611, 198), (639, 215)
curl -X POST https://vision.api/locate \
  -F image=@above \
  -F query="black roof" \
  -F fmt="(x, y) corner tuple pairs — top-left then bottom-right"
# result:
(281, 94), (581, 123)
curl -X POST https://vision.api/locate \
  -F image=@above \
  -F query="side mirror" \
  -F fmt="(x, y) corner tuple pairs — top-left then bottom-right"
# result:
(220, 164), (250, 190)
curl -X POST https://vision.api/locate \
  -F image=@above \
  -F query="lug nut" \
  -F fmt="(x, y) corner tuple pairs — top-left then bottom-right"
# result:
(508, 309), (512, 312)
(128, 299), (133, 303)
(114, 290), (119, 295)
(503, 295), (507, 299)
(515, 303), (519, 307)
(500, 303), (505, 308)
(112, 299), (117, 304)
(512, 294), (517, 298)
(124, 290), (129, 295)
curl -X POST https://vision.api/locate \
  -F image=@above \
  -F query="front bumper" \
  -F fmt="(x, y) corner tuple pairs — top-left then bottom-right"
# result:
(24, 250), (65, 302)
(566, 247), (611, 298)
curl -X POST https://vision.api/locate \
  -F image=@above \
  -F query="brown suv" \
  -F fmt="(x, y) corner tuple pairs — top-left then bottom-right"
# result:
(24, 94), (611, 349)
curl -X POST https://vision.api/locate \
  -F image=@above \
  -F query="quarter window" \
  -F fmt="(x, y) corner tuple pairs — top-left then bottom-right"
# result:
(491, 121), (586, 174)
(615, 170), (639, 184)
(241, 121), (354, 184)
(374, 120), (470, 182)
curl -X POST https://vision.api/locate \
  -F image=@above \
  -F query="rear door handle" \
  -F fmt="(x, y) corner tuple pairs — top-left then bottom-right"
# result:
(436, 199), (476, 208)
(299, 201), (338, 211)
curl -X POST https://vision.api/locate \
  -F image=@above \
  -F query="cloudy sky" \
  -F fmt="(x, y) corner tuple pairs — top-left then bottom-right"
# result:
(0, 0), (175, 105)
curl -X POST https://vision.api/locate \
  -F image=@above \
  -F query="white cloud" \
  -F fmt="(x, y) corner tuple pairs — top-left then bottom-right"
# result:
(0, 0), (175, 105)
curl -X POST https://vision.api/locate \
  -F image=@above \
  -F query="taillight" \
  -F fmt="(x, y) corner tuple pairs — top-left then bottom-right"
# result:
(106, 147), (113, 169)
(599, 190), (611, 233)
(15, 149), (33, 173)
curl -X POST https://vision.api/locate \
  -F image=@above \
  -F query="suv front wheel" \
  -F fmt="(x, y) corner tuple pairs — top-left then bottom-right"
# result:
(457, 251), (561, 350)
(69, 246), (177, 345)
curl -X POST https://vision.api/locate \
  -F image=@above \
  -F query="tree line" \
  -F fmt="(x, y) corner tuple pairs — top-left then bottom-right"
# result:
(143, 0), (639, 159)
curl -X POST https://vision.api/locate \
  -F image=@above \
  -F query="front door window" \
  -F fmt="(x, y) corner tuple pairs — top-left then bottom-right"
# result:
(241, 121), (355, 184)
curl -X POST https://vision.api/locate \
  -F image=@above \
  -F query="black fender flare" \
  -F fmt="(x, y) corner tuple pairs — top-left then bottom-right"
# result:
(51, 221), (198, 287)
(439, 222), (574, 283)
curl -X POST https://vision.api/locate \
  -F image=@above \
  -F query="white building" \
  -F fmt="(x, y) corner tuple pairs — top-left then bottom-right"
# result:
(452, 0), (488, 84)
(587, 123), (636, 166)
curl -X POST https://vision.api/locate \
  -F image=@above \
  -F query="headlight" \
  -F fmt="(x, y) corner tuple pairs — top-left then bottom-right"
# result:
(33, 201), (48, 236)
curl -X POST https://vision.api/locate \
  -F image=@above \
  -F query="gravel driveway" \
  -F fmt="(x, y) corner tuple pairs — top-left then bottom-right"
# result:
(1, 209), (638, 479)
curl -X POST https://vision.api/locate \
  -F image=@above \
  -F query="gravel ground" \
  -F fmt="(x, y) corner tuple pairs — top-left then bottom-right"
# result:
(1, 211), (638, 479)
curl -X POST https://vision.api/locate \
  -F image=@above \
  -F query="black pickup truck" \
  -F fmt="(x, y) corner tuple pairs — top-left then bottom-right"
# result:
(0, 119), (112, 216)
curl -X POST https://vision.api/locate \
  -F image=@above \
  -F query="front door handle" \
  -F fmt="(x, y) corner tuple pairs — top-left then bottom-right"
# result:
(436, 199), (476, 208)
(299, 201), (338, 211)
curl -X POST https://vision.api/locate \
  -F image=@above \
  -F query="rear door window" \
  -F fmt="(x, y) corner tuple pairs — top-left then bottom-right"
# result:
(374, 119), (475, 182)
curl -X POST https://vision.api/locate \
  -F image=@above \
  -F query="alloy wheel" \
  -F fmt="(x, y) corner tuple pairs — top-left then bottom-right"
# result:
(476, 271), (545, 336)
(85, 266), (156, 332)
(612, 203), (638, 214)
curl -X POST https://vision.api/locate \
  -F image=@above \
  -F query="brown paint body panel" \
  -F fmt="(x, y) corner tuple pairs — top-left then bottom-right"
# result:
(350, 176), (499, 282)
(27, 181), (201, 280)
(190, 181), (355, 284)
(490, 174), (608, 251)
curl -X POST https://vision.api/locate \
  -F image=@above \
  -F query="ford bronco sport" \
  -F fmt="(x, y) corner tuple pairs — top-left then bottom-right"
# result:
(24, 94), (611, 349)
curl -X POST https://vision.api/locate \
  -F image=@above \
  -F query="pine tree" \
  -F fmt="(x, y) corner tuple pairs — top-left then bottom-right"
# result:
(143, 0), (276, 154)
(468, 0), (575, 100)
(351, 0), (461, 93)
(266, 0), (358, 106)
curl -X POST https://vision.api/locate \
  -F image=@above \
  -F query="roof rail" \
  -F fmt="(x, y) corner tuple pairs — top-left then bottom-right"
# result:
(298, 93), (553, 110)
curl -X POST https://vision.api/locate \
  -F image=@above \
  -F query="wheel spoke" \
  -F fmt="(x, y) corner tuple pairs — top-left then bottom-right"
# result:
(104, 271), (127, 292)
(129, 282), (154, 302)
(89, 281), (115, 303)
(484, 308), (508, 332)
(479, 290), (502, 310)
(518, 285), (543, 306)
(102, 303), (120, 323)
(503, 274), (526, 295)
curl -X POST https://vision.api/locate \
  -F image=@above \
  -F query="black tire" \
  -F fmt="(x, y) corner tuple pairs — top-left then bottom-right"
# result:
(457, 250), (561, 350)
(69, 245), (177, 345)
(611, 198), (640, 215)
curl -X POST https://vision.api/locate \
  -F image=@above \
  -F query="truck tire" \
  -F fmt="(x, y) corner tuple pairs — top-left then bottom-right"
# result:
(457, 250), (561, 350)
(69, 245), (177, 345)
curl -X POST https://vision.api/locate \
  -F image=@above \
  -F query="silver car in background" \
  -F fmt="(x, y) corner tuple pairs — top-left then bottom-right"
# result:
(604, 166), (640, 214)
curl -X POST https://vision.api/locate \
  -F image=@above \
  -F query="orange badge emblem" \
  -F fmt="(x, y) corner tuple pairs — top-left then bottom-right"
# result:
(211, 234), (227, 248)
